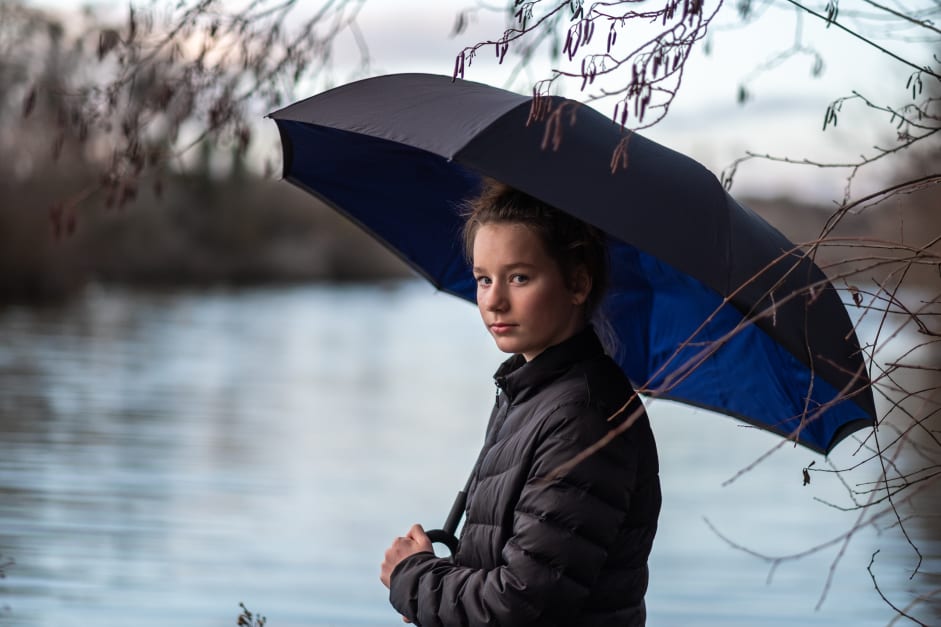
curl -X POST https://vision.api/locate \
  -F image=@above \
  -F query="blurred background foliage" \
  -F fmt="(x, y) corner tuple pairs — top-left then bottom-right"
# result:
(0, 0), (407, 305)
(0, 170), (410, 303)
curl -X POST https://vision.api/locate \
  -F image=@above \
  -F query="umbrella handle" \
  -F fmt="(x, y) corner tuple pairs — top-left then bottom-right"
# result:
(425, 528), (460, 555)
(424, 489), (468, 557)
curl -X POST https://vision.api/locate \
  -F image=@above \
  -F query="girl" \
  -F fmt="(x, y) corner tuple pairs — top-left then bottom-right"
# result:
(380, 181), (661, 626)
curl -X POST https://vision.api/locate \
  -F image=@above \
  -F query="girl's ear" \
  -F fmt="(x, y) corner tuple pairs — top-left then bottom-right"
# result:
(570, 266), (592, 306)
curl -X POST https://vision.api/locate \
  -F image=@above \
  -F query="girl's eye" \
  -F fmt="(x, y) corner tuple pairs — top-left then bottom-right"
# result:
(510, 274), (529, 285)
(475, 276), (492, 286)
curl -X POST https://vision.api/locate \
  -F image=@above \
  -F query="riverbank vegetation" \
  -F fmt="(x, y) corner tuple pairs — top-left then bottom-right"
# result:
(0, 167), (409, 304)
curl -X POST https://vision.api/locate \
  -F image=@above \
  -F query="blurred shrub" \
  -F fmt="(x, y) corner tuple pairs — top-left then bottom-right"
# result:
(0, 171), (410, 304)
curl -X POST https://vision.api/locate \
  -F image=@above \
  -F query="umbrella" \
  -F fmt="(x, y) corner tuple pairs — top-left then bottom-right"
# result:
(268, 72), (876, 457)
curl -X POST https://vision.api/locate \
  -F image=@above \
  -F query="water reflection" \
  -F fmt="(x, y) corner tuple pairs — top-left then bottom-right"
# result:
(0, 284), (936, 626)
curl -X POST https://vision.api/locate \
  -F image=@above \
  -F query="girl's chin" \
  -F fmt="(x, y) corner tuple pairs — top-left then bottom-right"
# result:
(492, 337), (541, 359)
(491, 336), (521, 355)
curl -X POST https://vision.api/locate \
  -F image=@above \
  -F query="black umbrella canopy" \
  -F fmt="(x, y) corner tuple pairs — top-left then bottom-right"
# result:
(270, 73), (876, 454)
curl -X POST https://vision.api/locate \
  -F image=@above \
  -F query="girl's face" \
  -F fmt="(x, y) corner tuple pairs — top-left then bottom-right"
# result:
(472, 222), (590, 361)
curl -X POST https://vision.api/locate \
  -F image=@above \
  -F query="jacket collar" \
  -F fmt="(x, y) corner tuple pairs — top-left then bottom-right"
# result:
(493, 325), (604, 403)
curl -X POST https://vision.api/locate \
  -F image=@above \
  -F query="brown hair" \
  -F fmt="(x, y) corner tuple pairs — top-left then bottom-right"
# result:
(461, 179), (610, 320)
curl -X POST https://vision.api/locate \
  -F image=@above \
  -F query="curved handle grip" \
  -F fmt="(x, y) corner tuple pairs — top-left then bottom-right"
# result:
(425, 528), (459, 556)
(424, 489), (467, 557)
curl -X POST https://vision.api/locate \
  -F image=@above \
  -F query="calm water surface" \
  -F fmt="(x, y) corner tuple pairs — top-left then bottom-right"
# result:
(0, 283), (936, 626)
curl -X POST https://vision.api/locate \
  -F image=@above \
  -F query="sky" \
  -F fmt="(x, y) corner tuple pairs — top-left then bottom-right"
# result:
(33, 0), (938, 203)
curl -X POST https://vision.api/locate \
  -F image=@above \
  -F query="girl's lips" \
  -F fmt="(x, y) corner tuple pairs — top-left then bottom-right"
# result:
(490, 323), (515, 334)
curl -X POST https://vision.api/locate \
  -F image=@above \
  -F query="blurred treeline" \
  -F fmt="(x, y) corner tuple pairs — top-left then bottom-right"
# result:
(0, 1), (409, 305)
(0, 162), (410, 304)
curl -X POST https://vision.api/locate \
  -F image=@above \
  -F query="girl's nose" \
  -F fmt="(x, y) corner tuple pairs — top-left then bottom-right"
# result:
(483, 284), (508, 312)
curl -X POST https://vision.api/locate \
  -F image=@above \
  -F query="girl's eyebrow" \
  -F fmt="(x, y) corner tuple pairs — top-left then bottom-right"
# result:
(473, 262), (536, 273)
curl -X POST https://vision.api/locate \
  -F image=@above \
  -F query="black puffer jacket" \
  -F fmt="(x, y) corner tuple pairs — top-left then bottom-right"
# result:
(390, 327), (661, 626)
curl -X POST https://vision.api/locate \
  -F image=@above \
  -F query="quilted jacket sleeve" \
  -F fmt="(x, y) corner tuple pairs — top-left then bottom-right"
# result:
(388, 403), (640, 627)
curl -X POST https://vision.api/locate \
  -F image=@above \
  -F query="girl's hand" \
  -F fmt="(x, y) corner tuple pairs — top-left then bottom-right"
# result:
(380, 523), (433, 589)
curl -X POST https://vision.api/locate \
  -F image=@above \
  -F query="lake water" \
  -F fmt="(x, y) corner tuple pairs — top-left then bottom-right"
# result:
(0, 283), (937, 626)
